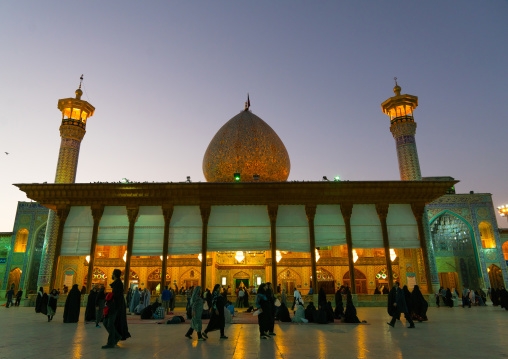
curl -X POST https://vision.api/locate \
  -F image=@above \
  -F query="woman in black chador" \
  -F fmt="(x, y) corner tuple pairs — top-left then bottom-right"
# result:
(445, 289), (453, 308)
(387, 281), (414, 328)
(304, 302), (317, 322)
(102, 269), (131, 349)
(344, 292), (363, 323)
(35, 287), (44, 313)
(63, 284), (82, 323)
(315, 288), (329, 324)
(491, 288), (500, 306)
(203, 284), (228, 339)
(410, 285), (428, 321)
(85, 286), (98, 322)
(334, 288), (344, 319)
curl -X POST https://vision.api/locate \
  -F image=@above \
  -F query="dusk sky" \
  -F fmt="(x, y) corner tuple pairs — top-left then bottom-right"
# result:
(1, 2), (507, 231)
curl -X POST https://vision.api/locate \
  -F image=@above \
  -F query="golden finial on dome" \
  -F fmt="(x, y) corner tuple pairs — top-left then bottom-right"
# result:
(75, 74), (83, 100)
(393, 77), (401, 96)
(244, 93), (250, 111)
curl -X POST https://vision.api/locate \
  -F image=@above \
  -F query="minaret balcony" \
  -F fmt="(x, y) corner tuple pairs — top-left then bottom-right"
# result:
(61, 118), (86, 130)
(390, 115), (414, 125)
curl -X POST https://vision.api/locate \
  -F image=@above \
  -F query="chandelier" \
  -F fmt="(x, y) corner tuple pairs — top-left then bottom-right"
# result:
(390, 249), (397, 262)
(235, 251), (245, 262)
(352, 249), (358, 263)
(85, 255), (90, 263)
(123, 251), (127, 262)
(276, 250), (282, 263)
(198, 253), (202, 262)
(315, 248), (320, 262)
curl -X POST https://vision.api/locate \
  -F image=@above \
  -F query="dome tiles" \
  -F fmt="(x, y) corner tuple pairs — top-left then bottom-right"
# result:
(203, 110), (290, 182)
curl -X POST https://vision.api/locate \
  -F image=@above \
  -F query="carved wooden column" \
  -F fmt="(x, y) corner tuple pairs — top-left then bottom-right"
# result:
(306, 204), (318, 292)
(161, 204), (173, 290)
(267, 204), (278, 289)
(49, 206), (70, 290)
(411, 203), (433, 293)
(376, 203), (394, 289)
(86, 205), (104, 292)
(340, 203), (356, 294)
(200, 204), (211, 289)
(124, 206), (139, 293)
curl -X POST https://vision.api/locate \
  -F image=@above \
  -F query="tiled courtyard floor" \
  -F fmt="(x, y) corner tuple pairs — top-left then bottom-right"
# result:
(1, 305), (507, 359)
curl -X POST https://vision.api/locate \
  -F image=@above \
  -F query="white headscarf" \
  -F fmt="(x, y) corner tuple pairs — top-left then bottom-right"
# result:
(294, 289), (303, 306)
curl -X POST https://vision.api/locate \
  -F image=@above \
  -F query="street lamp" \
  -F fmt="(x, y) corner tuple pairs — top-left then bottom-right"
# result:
(498, 204), (508, 222)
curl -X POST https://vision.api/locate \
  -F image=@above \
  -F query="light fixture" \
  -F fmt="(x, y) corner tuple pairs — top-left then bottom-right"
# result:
(159, 255), (169, 261)
(497, 204), (508, 217)
(334, 176), (340, 182)
(234, 173), (241, 182)
(390, 249), (397, 262)
(276, 250), (282, 263)
(121, 178), (130, 184)
(315, 248), (320, 262)
(198, 253), (202, 262)
(235, 251), (245, 262)
(123, 251), (127, 262)
(85, 255), (90, 263)
(256, 276), (262, 286)
(353, 249), (358, 263)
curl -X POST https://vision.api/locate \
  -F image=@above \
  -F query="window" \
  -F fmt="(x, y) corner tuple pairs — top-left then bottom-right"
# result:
(14, 229), (28, 253)
(479, 222), (496, 248)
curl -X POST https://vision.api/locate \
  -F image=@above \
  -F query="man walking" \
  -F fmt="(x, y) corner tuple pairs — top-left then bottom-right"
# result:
(5, 285), (14, 308)
(161, 285), (172, 315)
(15, 287), (23, 307)
(387, 281), (415, 328)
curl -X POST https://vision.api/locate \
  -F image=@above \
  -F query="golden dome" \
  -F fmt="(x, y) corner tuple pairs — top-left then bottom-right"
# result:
(203, 110), (290, 182)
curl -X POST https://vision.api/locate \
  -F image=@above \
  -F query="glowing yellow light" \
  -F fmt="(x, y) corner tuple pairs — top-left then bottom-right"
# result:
(123, 251), (127, 262)
(235, 251), (245, 262)
(85, 255), (90, 263)
(159, 255), (169, 261)
(315, 249), (320, 262)
(198, 253), (202, 262)
(390, 249), (397, 262)
(353, 249), (358, 263)
(276, 250), (282, 263)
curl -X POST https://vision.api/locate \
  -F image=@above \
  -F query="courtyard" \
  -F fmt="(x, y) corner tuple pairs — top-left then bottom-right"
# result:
(0, 305), (506, 359)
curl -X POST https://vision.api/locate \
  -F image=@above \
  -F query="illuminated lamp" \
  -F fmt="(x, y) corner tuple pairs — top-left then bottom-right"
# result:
(276, 250), (282, 263)
(121, 178), (130, 184)
(235, 251), (245, 262)
(234, 173), (241, 182)
(334, 176), (340, 182)
(315, 249), (320, 262)
(256, 276), (262, 286)
(497, 205), (508, 222)
(352, 249), (359, 263)
(198, 253), (202, 262)
(85, 255), (90, 263)
(390, 249), (397, 262)
(123, 251), (127, 262)
(159, 255), (169, 261)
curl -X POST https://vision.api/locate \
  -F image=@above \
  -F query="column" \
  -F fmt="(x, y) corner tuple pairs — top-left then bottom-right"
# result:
(161, 204), (173, 290)
(376, 203), (394, 289)
(49, 206), (70, 290)
(124, 206), (139, 293)
(411, 203), (434, 293)
(268, 204), (278, 289)
(305, 205), (318, 292)
(200, 205), (211, 289)
(340, 203), (356, 294)
(86, 205), (104, 292)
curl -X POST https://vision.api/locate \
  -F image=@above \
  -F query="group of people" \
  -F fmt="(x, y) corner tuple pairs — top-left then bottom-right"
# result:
(4, 285), (23, 308)
(489, 287), (508, 309)
(34, 286), (60, 322)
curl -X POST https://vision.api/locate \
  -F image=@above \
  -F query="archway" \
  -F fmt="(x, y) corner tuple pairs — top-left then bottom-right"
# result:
(26, 223), (46, 293)
(502, 241), (508, 261)
(343, 269), (367, 294)
(179, 268), (200, 289)
(479, 222), (496, 248)
(430, 212), (480, 290)
(13, 229), (28, 252)
(317, 267), (335, 294)
(488, 264), (504, 289)
(61, 268), (76, 292)
(233, 271), (250, 290)
(83, 268), (108, 288)
(278, 268), (302, 295)
(7, 268), (21, 292)
(375, 268), (399, 293)
(147, 268), (170, 293)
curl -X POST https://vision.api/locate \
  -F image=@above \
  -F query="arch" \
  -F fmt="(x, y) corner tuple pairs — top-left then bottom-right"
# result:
(61, 267), (77, 289)
(233, 271), (250, 279)
(317, 267), (335, 294)
(488, 264), (504, 289)
(83, 268), (108, 286)
(317, 267), (334, 281)
(147, 268), (171, 281)
(277, 268), (303, 294)
(342, 269), (367, 294)
(179, 268), (200, 289)
(430, 210), (481, 278)
(25, 223), (47, 293)
(120, 269), (139, 281)
(503, 241), (508, 261)
(13, 228), (28, 253)
(8, 268), (21, 292)
(479, 221), (496, 248)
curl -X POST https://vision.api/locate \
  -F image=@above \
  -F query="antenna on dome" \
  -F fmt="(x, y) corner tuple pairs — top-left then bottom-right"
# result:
(79, 74), (84, 89)
(244, 93), (250, 111)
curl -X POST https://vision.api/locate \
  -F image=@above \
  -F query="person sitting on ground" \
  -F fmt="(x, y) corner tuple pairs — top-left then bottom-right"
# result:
(165, 315), (186, 324)
(277, 302), (292, 322)
(304, 302), (317, 323)
(344, 292), (366, 323)
(334, 289), (344, 319)
(291, 290), (308, 323)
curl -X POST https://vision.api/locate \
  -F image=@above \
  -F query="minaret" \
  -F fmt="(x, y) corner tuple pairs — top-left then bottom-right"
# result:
(381, 79), (421, 181)
(38, 76), (95, 288)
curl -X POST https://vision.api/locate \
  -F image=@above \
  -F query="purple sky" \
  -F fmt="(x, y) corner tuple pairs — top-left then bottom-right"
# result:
(1, 2), (507, 231)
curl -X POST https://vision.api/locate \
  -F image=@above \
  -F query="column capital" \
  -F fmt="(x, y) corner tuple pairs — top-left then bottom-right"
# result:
(200, 204), (211, 224)
(56, 205), (70, 222)
(340, 203), (353, 220)
(91, 204), (104, 222)
(267, 204), (278, 222)
(411, 202), (426, 220)
(126, 206), (139, 224)
(305, 204), (317, 222)
(375, 203), (389, 220)
(162, 204), (174, 223)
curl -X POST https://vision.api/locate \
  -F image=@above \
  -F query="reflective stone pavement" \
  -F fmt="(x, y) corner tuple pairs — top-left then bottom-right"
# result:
(1, 306), (507, 359)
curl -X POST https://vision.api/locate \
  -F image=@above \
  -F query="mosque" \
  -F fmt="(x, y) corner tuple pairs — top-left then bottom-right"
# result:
(1, 81), (507, 304)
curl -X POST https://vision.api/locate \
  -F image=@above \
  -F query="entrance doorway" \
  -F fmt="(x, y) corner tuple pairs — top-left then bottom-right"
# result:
(488, 264), (504, 289)
(235, 279), (249, 289)
(439, 272), (459, 291)
(343, 269), (367, 294)
(7, 268), (21, 292)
